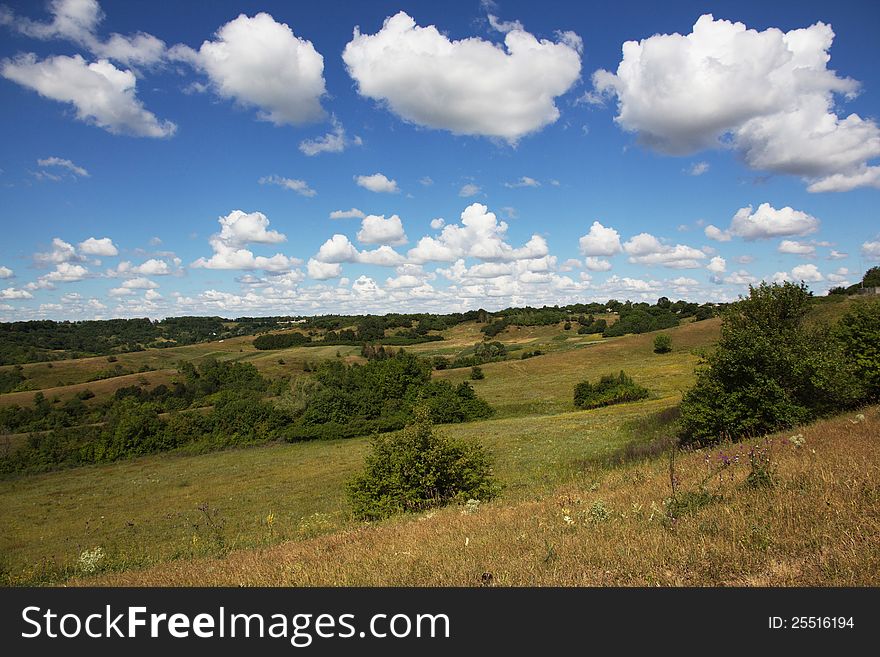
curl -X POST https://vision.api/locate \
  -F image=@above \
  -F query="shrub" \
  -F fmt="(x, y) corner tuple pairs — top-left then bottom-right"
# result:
(470, 366), (484, 380)
(653, 333), (672, 354)
(835, 299), (880, 400)
(573, 371), (649, 409)
(347, 408), (498, 520)
(679, 282), (864, 445)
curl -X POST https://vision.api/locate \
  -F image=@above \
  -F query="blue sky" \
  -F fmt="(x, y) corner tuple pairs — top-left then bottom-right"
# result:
(0, 0), (878, 320)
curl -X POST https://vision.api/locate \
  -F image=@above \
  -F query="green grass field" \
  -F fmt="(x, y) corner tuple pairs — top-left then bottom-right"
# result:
(1, 298), (874, 586)
(0, 316), (716, 584)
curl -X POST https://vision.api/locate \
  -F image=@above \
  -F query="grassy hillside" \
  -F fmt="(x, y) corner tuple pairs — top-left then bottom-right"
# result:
(1, 296), (874, 586)
(78, 408), (880, 586)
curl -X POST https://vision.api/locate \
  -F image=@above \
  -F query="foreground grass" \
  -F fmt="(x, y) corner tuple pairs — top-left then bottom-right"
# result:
(0, 397), (671, 584)
(79, 408), (880, 586)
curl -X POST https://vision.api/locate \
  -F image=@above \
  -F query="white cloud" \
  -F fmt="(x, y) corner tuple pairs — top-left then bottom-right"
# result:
(35, 238), (78, 265)
(357, 214), (407, 245)
(862, 240), (880, 261)
(828, 250), (848, 260)
(806, 166), (880, 193)
(419, 176), (434, 186)
(42, 262), (88, 283)
(259, 175), (316, 197)
(173, 12), (326, 126)
(791, 263), (824, 282)
(623, 233), (706, 269)
(312, 234), (406, 268)
(728, 204), (820, 240)
(192, 210), (299, 271)
(77, 236), (117, 256)
(316, 235), (360, 263)
(37, 156), (89, 177)
(601, 275), (661, 293)
(342, 11), (581, 143)
(131, 258), (171, 276)
(704, 225), (732, 242)
(585, 257), (612, 272)
(307, 258), (342, 280)
(299, 117), (361, 156)
(504, 176), (540, 188)
(408, 203), (547, 264)
(1, 53), (176, 137)
(724, 270), (759, 286)
(430, 218), (445, 230)
(827, 267), (851, 283)
(0, 287), (33, 299)
(778, 240), (816, 256)
(120, 276), (158, 290)
(706, 256), (726, 274)
(357, 246), (406, 267)
(560, 258), (582, 272)
(355, 173), (399, 193)
(487, 14), (524, 34)
(593, 14), (880, 191)
(687, 161), (709, 176)
(578, 221), (622, 257)
(0, 266), (13, 279)
(3, 0), (167, 68)
(459, 183), (481, 198)
(330, 208), (366, 220)
(214, 210), (285, 246)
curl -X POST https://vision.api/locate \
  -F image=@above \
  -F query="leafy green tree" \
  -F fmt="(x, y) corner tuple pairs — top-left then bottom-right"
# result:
(653, 333), (672, 354)
(470, 366), (484, 380)
(347, 407), (498, 520)
(679, 282), (864, 445)
(835, 299), (880, 400)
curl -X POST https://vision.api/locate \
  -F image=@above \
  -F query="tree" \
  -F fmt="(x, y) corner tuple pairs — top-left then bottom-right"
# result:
(653, 333), (672, 353)
(347, 407), (498, 520)
(679, 282), (863, 445)
(470, 366), (485, 380)
(836, 300), (880, 400)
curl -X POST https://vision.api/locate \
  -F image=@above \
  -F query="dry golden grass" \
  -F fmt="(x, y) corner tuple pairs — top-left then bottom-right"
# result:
(80, 408), (880, 587)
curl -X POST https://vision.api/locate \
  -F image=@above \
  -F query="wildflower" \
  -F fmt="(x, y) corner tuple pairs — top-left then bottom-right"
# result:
(789, 433), (805, 448)
(850, 413), (866, 424)
(266, 512), (275, 527)
(79, 546), (105, 574)
(462, 498), (481, 514)
(588, 500), (610, 523)
(563, 515), (574, 526)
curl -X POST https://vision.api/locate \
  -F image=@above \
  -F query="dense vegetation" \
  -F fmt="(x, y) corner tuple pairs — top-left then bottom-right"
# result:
(573, 371), (650, 409)
(679, 282), (869, 445)
(0, 316), (249, 365)
(0, 350), (493, 476)
(347, 408), (498, 520)
(286, 351), (493, 440)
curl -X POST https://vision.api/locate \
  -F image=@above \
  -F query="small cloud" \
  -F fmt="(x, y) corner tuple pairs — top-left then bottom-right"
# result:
(687, 161), (710, 176)
(504, 176), (540, 188)
(298, 117), (362, 156)
(330, 208), (366, 220)
(419, 176), (434, 186)
(459, 183), (481, 198)
(37, 156), (89, 178)
(355, 173), (399, 194)
(259, 175), (316, 197)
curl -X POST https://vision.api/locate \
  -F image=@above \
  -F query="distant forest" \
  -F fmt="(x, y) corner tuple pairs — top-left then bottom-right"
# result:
(0, 300), (720, 365)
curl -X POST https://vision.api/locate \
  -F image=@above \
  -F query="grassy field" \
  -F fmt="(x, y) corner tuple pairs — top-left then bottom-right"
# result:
(0, 318), (713, 584)
(1, 298), (875, 586)
(78, 407), (880, 586)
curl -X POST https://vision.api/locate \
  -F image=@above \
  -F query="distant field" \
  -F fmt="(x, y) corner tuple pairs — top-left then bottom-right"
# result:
(1, 298), (870, 586)
(81, 408), (880, 587)
(0, 318), (713, 584)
